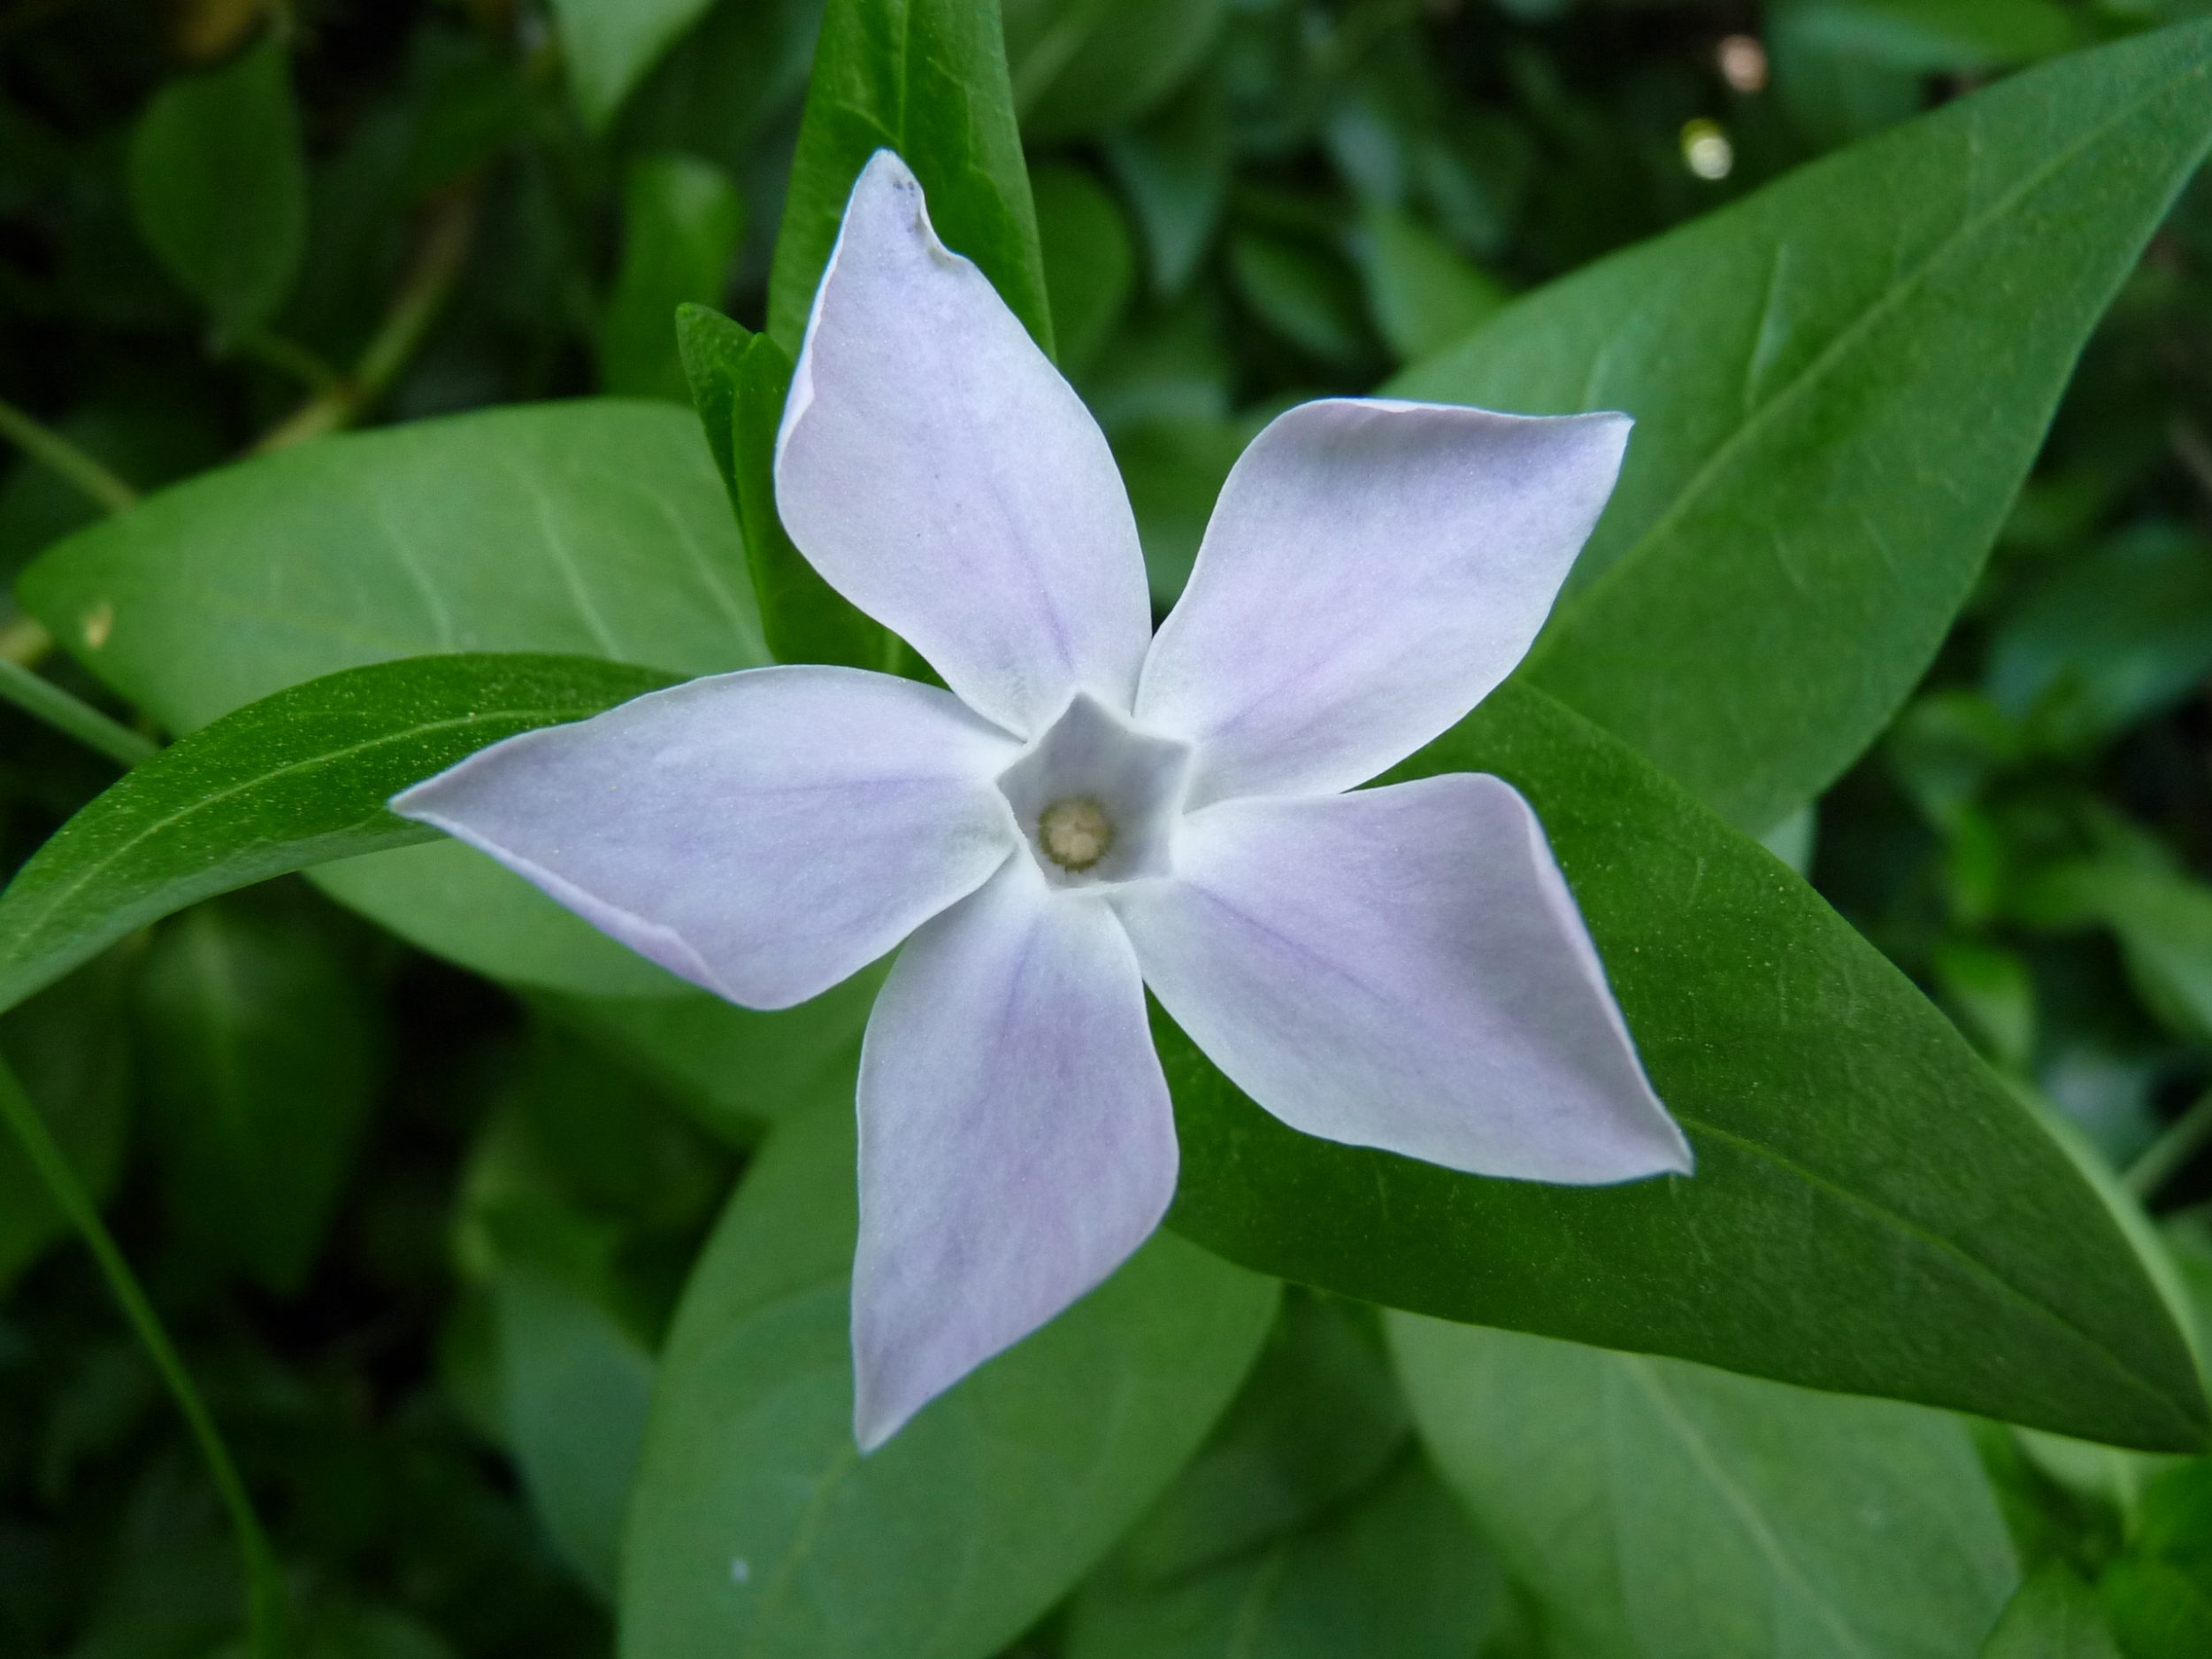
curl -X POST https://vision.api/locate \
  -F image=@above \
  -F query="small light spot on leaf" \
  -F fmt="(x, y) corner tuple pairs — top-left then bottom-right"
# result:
(82, 601), (114, 649)
(729, 1556), (750, 1585)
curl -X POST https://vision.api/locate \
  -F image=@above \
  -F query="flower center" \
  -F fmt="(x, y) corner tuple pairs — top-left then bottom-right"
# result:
(1038, 797), (1113, 872)
(995, 692), (1193, 889)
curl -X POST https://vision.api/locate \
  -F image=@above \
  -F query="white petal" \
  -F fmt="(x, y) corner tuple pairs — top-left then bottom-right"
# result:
(1136, 398), (1630, 804)
(391, 665), (1021, 1010)
(852, 861), (1177, 1449)
(1114, 774), (1690, 1183)
(775, 151), (1152, 736)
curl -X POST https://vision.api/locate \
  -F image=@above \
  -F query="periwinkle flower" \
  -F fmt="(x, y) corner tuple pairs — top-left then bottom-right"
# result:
(393, 152), (1691, 1450)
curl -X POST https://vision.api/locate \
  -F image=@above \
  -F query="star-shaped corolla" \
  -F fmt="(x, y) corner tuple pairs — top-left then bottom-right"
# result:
(393, 151), (1692, 1451)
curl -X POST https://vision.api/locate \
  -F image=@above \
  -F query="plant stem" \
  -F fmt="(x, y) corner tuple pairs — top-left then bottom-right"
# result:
(0, 657), (156, 766)
(254, 185), (478, 454)
(2127, 1086), (2212, 1202)
(0, 1058), (286, 1657)
(0, 396), (139, 515)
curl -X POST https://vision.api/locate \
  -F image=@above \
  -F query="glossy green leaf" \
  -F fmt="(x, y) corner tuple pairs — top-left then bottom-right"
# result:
(1392, 1314), (2020, 1659)
(1392, 24), (2212, 833)
(1163, 681), (2210, 1450)
(1983, 1567), (2124, 1659)
(551, 0), (720, 129)
(600, 155), (744, 401)
(18, 402), (763, 992)
(673, 305), (888, 669)
(1066, 1458), (1502, 1659)
(0, 654), (672, 1020)
(1033, 164), (1136, 375)
(0, 964), (131, 1295)
(127, 37), (307, 342)
(618, 1097), (1279, 1659)
(767, 0), (1053, 357)
(1003, 0), (1229, 141)
(134, 900), (376, 1295)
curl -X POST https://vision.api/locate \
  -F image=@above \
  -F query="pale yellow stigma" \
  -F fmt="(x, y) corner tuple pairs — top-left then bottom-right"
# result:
(1038, 796), (1114, 872)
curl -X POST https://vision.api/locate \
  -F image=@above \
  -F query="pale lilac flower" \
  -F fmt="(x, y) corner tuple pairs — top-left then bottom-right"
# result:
(393, 152), (1691, 1449)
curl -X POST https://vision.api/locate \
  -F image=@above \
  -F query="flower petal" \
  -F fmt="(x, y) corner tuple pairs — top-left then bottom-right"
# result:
(1115, 774), (1690, 1183)
(852, 861), (1177, 1449)
(775, 151), (1153, 736)
(391, 665), (1020, 1010)
(1136, 398), (1630, 804)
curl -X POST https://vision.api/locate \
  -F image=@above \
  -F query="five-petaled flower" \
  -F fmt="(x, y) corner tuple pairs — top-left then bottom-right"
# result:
(394, 151), (1692, 1451)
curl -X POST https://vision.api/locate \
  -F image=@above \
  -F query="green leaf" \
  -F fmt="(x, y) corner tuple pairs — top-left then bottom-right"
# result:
(1066, 1458), (1502, 1659)
(0, 964), (132, 1295)
(538, 968), (880, 1147)
(2024, 861), (2212, 1046)
(1103, 68), (1231, 296)
(1983, 1567), (2124, 1659)
(1002, 0), (1230, 141)
(1390, 1315), (2021, 1659)
(18, 401), (763, 991)
(618, 1097), (1279, 1659)
(1163, 682), (2211, 1451)
(767, 0), (1053, 358)
(1355, 203), (1508, 365)
(550, 0), (720, 129)
(1113, 1292), (1409, 1581)
(495, 1262), (656, 1603)
(0, 653), (672, 1020)
(1391, 24), (2212, 833)
(1033, 164), (1136, 375)
(600, 155), (745, 401)
(134, 899), (376, 1295)
(127, 36), (307, 343)
(1789, 0), (2083, 75)
(673, 306), (889, 669)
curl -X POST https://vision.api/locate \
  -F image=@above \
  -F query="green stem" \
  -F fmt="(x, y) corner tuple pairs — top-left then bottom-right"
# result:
(0, 1058), (285, 1656)
(0, 396), (138, 515)
(2127, 1086), (2212, 1202)
(237, 328), (344, 393)
(0, 657), (157, 766)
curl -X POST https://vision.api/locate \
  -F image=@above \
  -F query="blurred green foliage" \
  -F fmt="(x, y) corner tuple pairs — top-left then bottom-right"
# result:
(5, 1), (2212, 1655)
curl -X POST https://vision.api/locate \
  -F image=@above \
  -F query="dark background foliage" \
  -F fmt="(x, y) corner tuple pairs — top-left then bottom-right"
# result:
(4, 1), (2212, 1655)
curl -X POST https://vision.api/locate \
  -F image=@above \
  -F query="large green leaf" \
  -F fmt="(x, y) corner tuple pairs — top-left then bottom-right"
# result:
(1163, 682), (2209, 1451)
(1391, 23), (2212, 833)
(766, 0), (1052, 357)
(0, 654), (672, 1019)
(17, 401), (762, 992)
(127, 37), (307, 343)
(619, 1097), (1279, 1659)
(1390, 1315), (2020, 1659)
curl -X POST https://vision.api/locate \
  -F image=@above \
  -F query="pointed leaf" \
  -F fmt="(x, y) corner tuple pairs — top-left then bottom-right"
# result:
(767, 0), (1053, 357)
(0, 654), (672, 1020)
(1164, 682), (2210, 1450)
(1392, 23), (2212, 833)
